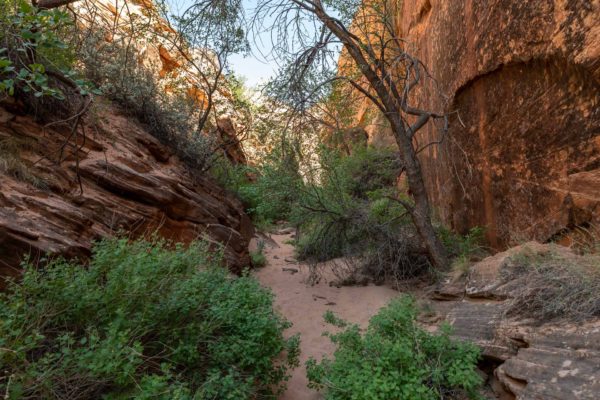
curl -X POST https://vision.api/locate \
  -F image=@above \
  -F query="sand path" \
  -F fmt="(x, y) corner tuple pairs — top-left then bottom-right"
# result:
(254, 232), (399, 400)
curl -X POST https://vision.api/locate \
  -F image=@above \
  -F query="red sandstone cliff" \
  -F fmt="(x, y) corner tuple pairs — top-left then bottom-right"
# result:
(0, 100), (253, 287)
(346, 0), (600, 247)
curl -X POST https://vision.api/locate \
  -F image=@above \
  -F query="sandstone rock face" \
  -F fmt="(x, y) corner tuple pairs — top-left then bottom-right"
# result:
(407, 0), (600, 247)
(77, 0), (237, 116)
(354, 0), (600, 247)
(0, 103), (253, 287)
(216, 117), (248, 165)
(430, 243), (600, 399)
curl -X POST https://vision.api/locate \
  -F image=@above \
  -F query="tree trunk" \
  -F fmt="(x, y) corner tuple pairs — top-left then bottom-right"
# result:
(390, 115), (449, 270)
(315, 8), (449, 270)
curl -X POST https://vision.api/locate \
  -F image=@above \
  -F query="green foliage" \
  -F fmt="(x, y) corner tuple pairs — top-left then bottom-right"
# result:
(292, 191), (364, 263)
(440, 227), (486, 258)
(331, 146), (402, 199)
(165, 0), (248, 56)
(211, 157), (252, 192)
(250, 240), (267, 268)
(0, 1), (96, 100)
(323, 310), (348, 328)
(437, 227), (488, 278)
(213, 155), (304, 229)
(0, 238), (299, 399)
(79, 28), (217, 174)
(240, 164), (302, 223)
(320, 0), (362, 25)
(306, 297), (483, 400)
(290, 146), (430, 281)
(368, 196), (409, 225)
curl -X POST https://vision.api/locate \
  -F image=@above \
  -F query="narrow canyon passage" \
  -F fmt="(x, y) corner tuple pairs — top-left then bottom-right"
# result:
(254, 231), (399, 399)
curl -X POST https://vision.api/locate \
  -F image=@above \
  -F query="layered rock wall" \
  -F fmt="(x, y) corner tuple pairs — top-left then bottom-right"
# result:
(430, 243), (600, 399)
(0, 102), (253, 287)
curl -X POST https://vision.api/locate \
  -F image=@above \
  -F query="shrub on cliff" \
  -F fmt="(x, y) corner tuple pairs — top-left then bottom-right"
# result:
(306, 296), (483, 400)
(0, 238), (299, 399)
(79, 30), (218, 175)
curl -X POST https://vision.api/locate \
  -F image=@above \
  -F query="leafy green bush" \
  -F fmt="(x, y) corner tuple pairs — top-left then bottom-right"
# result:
(213, 155), (304, 229)
(306, 296), (482, 399)
(292, 147), (402, 259)
(439, 226), (487, 260)
(438, 227), (488, 277)
(331, 146), (402, 199)
(0, 238), (299, 399)
(239, 163), (302, 223)
(292, 189), (364, 262)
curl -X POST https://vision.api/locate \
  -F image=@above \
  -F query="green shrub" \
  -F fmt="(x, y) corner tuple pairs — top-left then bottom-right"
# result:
(243, 164), (303, 224)
(306, 296), (483, 400)
(1, 1), (73, 99)
(439, 226), (487, 260)
(292, 195), (372, 265)
(213, 155), (304, 228)
(250, 240), (267, 267)
(78, 28), (217, 175)
(291, 147), (431, 282)
(438, 226), (489, 277)
(0, 238), (299, 399)
(333, 146), (402, 199)
(292, 148), (383, 262)
(0, 0), (97, 118)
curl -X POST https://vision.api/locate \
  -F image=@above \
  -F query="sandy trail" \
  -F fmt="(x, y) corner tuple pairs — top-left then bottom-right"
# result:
(254, 232), (399, 400)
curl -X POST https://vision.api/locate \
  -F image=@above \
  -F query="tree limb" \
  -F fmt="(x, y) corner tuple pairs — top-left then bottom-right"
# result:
(36, 0), (80, 9)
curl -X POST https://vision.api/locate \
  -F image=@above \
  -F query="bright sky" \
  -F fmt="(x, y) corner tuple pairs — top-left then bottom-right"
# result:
(228, 53), (276, 87)
(229, 0), (280, 87)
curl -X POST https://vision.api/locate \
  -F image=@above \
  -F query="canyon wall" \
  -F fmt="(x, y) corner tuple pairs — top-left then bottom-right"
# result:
(0, 101), (253, 287)
(0, 0), (253, 287)
(356, 0), (600, 246)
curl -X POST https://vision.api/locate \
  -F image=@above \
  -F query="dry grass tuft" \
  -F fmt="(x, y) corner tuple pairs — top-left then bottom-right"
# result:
(502, 245), (600, 323)
(0, 136), (47, 189)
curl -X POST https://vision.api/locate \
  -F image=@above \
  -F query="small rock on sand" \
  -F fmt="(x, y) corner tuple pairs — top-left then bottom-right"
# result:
(283, 268), (299, 274)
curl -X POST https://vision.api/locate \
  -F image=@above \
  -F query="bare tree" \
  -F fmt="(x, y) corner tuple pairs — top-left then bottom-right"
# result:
(156, 0), (249, 133)
(254, 0), (450, 269)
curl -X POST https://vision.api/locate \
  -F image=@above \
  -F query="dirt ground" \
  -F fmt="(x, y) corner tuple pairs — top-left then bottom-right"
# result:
(253, 232), (399, 399)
